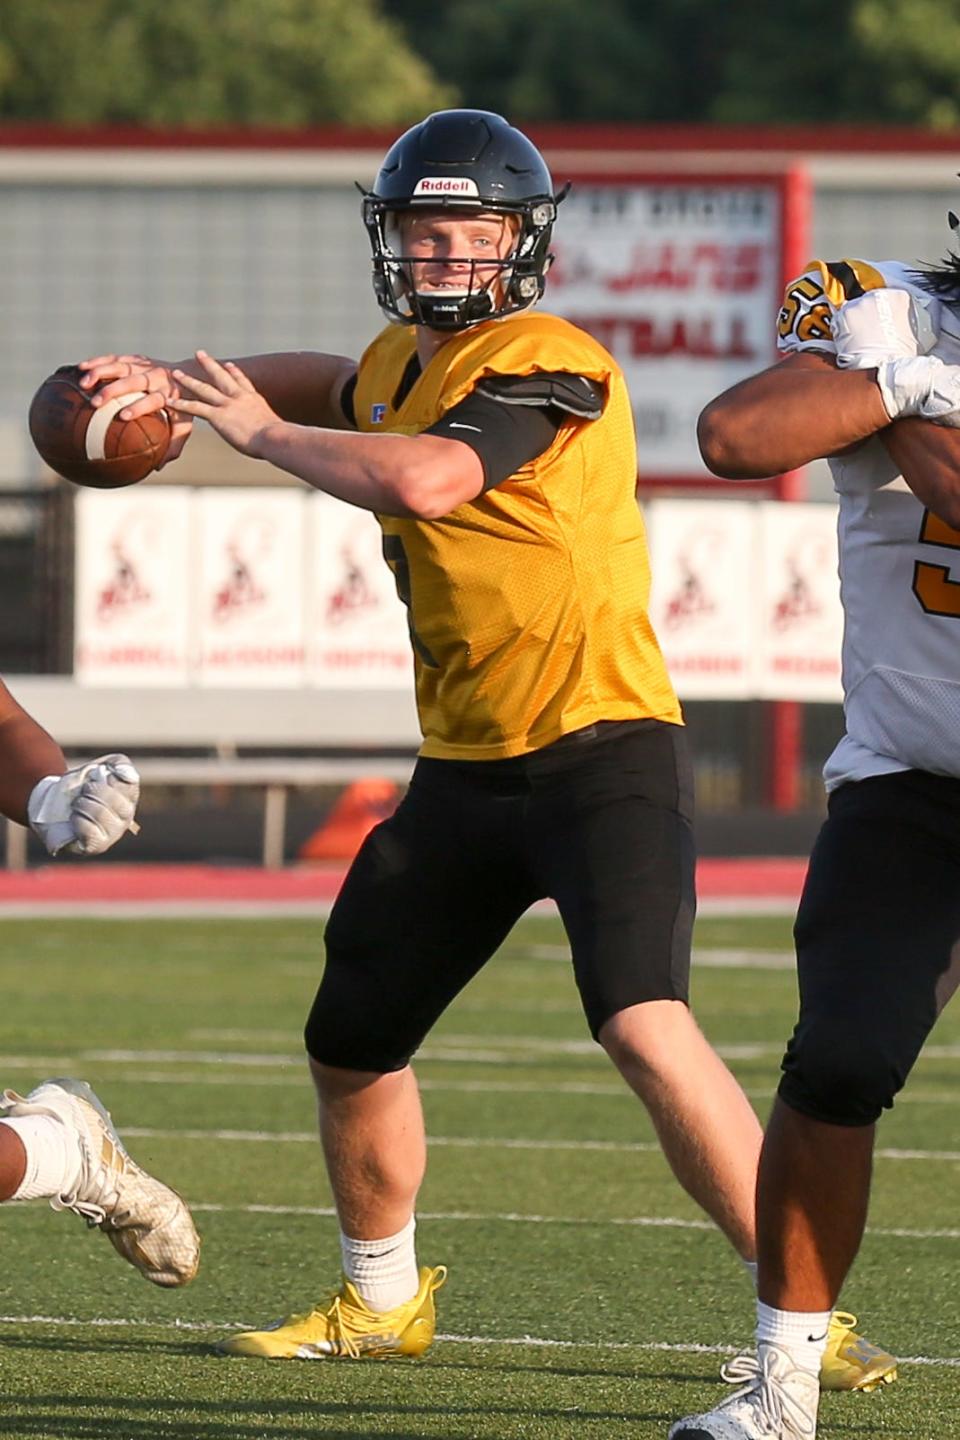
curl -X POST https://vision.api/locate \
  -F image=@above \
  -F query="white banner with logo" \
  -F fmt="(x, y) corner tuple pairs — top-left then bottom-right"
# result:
(307, 494), (412, 689)
(756, 502), (843, 700)
(74, 487), (843, 703)
(195, 488), (306, 687)
(548, 177), (789, 478)
(74, 487), (192, 685)
(646, 498), (759, 698)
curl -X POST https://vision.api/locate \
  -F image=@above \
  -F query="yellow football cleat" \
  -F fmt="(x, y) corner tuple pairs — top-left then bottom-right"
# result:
(218, 1264), (447, 1359)
(819, 1311), (898, 1392)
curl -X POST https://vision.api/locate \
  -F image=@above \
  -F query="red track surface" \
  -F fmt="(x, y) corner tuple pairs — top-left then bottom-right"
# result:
(0, 857), (808, 906)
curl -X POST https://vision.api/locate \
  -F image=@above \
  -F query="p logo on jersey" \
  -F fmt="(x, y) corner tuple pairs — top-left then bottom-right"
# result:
(370, 403), (387, 424)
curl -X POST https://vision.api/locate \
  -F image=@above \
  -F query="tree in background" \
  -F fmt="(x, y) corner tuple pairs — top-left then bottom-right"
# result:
(2, 0), (960, 131)
(0, 0), (452, 128)
(851, 0), (960, 128)
(383, 0), (715, 123)
(385, 0), (960, 128)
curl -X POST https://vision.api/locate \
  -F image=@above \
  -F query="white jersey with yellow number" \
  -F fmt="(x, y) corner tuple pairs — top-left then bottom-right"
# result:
(777, 257), (960, 788)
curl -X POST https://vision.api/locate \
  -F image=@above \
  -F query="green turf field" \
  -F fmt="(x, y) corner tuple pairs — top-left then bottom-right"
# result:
(0, 912), (957, 1439)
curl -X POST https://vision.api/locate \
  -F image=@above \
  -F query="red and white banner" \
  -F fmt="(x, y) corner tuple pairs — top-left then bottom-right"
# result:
(548, 175), (797, 479)
(756, 502), (843, 701)
(74, 487), (843, 704)
(74, 488), (191, 685)
(195, 488), (306, 687)
(646, 499), (759, 698)
(307, 495), (412, 689)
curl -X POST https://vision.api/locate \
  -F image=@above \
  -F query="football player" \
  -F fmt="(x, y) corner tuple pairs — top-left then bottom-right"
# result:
(0, 678), (200, 1287)
(669, 228), (960, 1438)
(78, 110), (885, 1383)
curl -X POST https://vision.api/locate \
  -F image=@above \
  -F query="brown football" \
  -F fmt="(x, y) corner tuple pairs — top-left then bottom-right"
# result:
(28, 365), (171, 488)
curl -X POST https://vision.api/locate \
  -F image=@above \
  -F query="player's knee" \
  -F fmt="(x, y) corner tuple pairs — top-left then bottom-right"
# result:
(599, 999), (697, 1085)
(303, 949), (412, 1073)
(307, 1054), (390, 1102)
(779, 1013), (904, 1125)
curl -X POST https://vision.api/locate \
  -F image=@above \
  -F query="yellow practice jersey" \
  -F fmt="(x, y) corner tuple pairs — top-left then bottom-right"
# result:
(353, 310), (682, 759)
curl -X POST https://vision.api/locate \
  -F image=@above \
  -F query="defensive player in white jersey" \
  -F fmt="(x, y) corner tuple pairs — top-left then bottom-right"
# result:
(0, 678), (200, 1287)
(670, 235), (960, 1440)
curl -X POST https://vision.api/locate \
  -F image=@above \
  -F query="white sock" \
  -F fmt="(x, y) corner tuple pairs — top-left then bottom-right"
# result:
(757, 1299), (831, 1376)
(742, 1258), (759, 1289)
(0, 1115), (82, 1202)
(340, 1215), (419, 1313)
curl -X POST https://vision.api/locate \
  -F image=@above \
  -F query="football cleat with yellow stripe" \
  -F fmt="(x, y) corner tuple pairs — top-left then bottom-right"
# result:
(219, 1264), (447, 1359)
(819, 1311), (898, 1392)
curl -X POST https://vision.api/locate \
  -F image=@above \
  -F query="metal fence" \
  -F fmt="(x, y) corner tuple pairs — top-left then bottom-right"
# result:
(0, 486), (73, 673)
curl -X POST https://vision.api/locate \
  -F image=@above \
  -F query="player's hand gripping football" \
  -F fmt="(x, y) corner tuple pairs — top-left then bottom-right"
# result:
(77, 354), (194, 466)
(28, 754), (141, 857)
(170, 352), (280, 456)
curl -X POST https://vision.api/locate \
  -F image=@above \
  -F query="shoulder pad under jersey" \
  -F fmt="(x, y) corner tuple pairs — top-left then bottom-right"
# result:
(476, 372), (605, 419)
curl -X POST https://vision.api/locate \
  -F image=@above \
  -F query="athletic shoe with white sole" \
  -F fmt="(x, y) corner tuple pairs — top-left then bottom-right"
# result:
(219, 1264), (447, 1359)
(819, 1311), (897, 1391)
(670, 1341), (820, 1439)
(716, 1309), (897, 1395)
(1, 1078), (200, 1287)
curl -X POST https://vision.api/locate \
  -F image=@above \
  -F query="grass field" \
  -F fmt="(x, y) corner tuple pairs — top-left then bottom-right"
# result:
(0, 911), (958, 1439)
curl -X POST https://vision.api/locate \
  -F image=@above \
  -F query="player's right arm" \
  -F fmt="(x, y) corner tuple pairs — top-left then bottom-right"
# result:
(77, 351), (358, 434)
(697, 350), (892, 478)
(699, 260), (960, 482)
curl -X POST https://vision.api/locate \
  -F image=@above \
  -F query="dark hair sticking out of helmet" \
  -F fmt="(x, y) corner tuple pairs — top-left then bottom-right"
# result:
(910, 198), (960, 306)
(360, 109), (568, 332)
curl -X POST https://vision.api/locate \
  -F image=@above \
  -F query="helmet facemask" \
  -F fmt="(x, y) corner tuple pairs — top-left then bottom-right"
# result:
(363, 195), (558, 331)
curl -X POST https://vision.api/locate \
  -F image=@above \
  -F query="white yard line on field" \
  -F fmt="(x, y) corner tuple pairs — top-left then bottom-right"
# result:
(174, 1201), (960, 1241)
(8, 1191), (958, 1241)
(117, 1125), (960, 1166)
(522, 946), (796, 970)
(40, 1038), (960, 1064)
(0, 1055), (958, 1103)
(0, 1311), (954, 1366)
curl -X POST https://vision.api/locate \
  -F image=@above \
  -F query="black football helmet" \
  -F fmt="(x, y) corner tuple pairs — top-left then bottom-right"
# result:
(361, 109), (564, 331)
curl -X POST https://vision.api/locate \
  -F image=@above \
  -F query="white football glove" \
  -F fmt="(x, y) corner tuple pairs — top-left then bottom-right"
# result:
(833, 288), (937, 370)
(27, 753), (141, 857)
(875, 354), (960, 427)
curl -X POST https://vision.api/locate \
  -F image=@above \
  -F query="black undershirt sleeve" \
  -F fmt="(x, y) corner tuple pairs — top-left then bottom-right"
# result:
(424, 389), (564, 491)
(340, 372), (358, 428)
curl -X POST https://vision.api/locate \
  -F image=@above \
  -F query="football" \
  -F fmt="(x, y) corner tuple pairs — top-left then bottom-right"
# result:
(28, 365), (172, 488)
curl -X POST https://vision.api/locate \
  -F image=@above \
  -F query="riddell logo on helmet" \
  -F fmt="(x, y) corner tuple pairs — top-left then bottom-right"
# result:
(413, 177), (480, 196)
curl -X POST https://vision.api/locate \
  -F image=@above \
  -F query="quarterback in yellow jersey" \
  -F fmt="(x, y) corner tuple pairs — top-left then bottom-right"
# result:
(79, 110), (887, 1390)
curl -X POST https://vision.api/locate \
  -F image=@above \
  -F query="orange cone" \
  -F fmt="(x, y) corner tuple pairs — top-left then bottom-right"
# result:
(298, 778), (400, 862)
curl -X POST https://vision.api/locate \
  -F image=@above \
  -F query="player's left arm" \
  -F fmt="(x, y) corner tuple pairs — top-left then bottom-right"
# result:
(881, 419), (960, 531)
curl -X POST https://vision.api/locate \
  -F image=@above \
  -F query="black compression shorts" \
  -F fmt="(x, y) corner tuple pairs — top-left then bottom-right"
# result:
(779, 768), (960, 1125)
(305, 719), (696, 1072)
